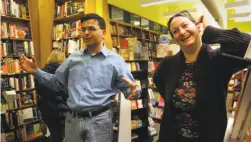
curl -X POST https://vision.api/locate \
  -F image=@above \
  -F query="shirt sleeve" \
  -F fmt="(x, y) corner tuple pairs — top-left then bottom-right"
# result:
(115, 59), (141, 99)
(35, 57), (71, 92)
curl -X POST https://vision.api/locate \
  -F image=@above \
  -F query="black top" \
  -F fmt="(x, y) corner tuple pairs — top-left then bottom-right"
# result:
(35, 63), (69, 123)
(172, 62), (199, 138)
(153, 26), (251, 142)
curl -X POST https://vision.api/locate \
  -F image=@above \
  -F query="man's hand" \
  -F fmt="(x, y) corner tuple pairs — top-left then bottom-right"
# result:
(121, 77), (139, 100)
(19, 55), (37, 73)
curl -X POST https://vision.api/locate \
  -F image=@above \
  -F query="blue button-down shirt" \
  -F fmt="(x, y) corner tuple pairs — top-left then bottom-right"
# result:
(35, 45), (139, 111)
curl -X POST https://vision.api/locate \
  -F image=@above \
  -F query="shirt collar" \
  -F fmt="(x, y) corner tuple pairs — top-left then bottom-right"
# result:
(83, 44), (108, 57)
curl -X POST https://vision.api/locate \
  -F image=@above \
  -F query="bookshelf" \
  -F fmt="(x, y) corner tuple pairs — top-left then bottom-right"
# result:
(51, 0), (85, 56)
(109, 17), (164, 142)
(1, 0), (45, 141)
(228, 68), (251, 141)
(109, 19), (161, 61)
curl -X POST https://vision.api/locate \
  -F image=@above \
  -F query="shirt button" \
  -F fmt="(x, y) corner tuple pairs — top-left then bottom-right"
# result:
(84, 88), (86, 90)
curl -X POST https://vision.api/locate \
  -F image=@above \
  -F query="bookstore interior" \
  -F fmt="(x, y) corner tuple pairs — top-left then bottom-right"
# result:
(1, 0), (251, 142)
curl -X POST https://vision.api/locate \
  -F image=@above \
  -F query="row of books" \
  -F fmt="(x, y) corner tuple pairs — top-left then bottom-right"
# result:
(1, 22), (31, 39)
(118, 25), (131, 36)
(148, 62), (160, 72)
(126, 62), (142, 72)
(131, 117), (143, 129)
(53, 20), (82, 40)
(119, 41), (148, 60)
(110, 22), (159, 42)
(110, 24), (117, 35)
(1, 58), (20, 74)
(1, 122), (43, 142)
(54, 0), (84, 19)
(149, 104), (163, 119)
(116, 37), (158, 49)
(148, 91), (164, 106)
(0, 0), (29, 19)
(0, 40), (34, 56)
(131, 99), (144, 110)
(53, 38), (85, 54)
(1, 91), (37, 110)
(1, 107), (41, 129)
(1, 74), (35, 91)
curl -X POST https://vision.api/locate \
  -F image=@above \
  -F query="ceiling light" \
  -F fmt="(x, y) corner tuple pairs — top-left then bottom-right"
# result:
(229, 12), (251, 22)
(140, 0), (177, 7)
(134, 21), (140, 26)
(225, 0), (250, 9)
(232, 15), (251, 22)
(163, 8), (197, 18)
(234, 5), (251, 13)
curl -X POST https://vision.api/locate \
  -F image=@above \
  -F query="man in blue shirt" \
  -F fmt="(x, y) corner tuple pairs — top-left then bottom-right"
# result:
(19, 13), (141, 142)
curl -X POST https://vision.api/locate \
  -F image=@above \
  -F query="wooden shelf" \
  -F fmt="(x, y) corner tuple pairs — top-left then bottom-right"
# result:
(232, 71), (242, 80)
(54, 12), (85, 23)
(1, 55), (32, 58)
(1, 15), (30, 22)
(149, 115), (162, 120)
(1, 72), (30, 76)
(132, 125), (146, 130)
(25, 135), (45, 142)
(132, 107), (147, 112)
(16, 88), (36, 93)
(111, 34), (118, 36)
(131, 70), (147, 74)
(118, 34), (129, 37)
(2, 88), (35, 94)
(52, 36), (82, 41)
(1, 38), (32, 41)
(150, 40), (159, 43)
(6, 104), (37, 112)
(1, 127), (16, 133)
(19, 119), (42, 127)
(125, 60), (148, 62)
(149, 49), (157, 51)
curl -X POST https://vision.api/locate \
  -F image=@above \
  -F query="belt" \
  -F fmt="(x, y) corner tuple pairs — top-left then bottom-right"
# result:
(71, 105), (110, 118)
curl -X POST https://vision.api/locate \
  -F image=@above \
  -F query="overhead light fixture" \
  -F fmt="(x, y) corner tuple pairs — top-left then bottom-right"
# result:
(134, 21), (140, 26)
(229, 12), (251, 22)
(140, 0), (177, 7)
(225, 0), (250, 9)
(232, 16), (251, 22)
(234, 5), (251, 13)
(163, 8), (197, 18)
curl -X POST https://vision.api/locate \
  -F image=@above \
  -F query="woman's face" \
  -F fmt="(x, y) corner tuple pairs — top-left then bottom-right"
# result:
(170, 16), (200, 52)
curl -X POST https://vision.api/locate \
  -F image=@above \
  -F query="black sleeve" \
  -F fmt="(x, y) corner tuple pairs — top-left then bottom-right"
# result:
(153, 58), (168, 99)
(34, 77), (45, 96)
(202, 26), (251, 74)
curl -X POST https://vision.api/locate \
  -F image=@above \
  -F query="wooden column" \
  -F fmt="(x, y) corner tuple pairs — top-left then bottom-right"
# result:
(28, 0), (41, 67)
(85, 0), (112, 49)
(30, 0), (112, 67)
(37, 0), (55, 67)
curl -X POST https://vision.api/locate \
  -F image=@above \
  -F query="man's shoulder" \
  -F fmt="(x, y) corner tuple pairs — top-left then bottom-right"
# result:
(106, 50), (124, 60)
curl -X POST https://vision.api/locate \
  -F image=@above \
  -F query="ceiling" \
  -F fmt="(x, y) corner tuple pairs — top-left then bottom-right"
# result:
(108, 0), (251, 33)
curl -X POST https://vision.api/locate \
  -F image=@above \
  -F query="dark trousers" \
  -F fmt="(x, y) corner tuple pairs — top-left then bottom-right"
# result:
(176, 135), (199, 142)
(40, 107), (65, 142)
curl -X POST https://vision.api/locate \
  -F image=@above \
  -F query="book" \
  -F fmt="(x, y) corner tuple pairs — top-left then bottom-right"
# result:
(244, 40), (251, 60)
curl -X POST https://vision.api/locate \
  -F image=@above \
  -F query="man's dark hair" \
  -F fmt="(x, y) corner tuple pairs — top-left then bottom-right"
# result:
(81, 13), (106, 30)
(167, 10), (196, 37)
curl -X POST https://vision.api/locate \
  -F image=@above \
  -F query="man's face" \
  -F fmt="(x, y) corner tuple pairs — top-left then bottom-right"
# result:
(170, 16), (200, 52)
(81, 19), (106, 47)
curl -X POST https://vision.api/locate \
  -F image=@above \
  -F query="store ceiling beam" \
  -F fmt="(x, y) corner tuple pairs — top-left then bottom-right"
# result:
(201, 0), (226, 28)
